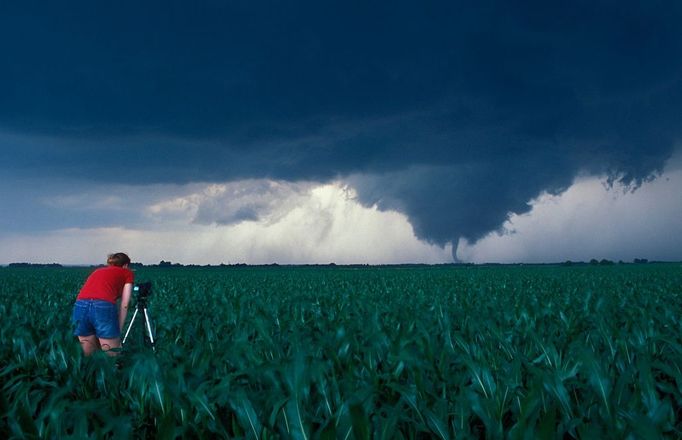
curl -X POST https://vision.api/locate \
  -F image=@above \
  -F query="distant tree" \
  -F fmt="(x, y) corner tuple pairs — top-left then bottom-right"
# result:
(634, 258), (649, 264)
(599, 259), (614, 265)
(589, 259), (599, 265)
(8, 262), (62, 268)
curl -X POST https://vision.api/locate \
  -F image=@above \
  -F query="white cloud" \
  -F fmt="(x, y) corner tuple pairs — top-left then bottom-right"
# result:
(456, 159), (682, 263)
(1, 181), (453, 265)
(147, 179), (316, 226)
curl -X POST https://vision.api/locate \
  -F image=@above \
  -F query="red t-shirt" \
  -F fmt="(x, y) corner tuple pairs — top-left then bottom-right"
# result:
(77, 266), (135, 304)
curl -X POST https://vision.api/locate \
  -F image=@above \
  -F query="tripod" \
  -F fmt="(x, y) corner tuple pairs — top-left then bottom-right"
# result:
(122, 287), (156, 351)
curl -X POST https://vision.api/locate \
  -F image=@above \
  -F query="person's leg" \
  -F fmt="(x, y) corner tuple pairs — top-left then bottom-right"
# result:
(78, 335), (101, 356)
(93, 301), (122, 356)
(73, 300), (99, 356)
(98, 337), (122, 356)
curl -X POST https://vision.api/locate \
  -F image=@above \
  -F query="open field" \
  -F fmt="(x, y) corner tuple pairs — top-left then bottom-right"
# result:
(2, 264), (682, 438)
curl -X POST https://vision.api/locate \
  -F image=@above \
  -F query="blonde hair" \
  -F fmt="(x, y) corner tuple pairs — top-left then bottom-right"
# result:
(107, 253), (131, 267)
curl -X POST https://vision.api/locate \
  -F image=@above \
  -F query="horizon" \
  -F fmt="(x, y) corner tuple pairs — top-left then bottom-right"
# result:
(4, 258), (678, 268)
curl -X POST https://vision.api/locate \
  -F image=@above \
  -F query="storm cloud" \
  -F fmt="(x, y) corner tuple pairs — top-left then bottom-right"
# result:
(2, 1), (681, 259)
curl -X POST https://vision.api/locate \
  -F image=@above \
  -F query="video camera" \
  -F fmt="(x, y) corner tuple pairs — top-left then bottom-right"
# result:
(133, 282), (152, 308)
(133, 281), (152, 298)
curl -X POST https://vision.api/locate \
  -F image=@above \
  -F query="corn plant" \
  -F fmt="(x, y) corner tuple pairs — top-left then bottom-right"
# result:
(1, 264), (681, 438)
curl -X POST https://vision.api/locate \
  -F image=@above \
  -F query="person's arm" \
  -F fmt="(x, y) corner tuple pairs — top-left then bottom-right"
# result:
(119, 283), (133, 331)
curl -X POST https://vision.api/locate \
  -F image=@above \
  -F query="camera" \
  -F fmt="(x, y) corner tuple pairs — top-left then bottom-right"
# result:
(133, 282), (152, 300)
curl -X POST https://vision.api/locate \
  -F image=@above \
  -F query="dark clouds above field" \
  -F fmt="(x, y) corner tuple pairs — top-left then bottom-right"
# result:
(2, 1), (682, 263)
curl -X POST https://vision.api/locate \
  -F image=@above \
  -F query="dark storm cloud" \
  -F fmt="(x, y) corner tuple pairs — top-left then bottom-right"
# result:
(2, 1), (681, 249)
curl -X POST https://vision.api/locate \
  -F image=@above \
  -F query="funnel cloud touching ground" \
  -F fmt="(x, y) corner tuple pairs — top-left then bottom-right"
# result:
(458, 156), (682, 263)
(2, 1), (682, 263)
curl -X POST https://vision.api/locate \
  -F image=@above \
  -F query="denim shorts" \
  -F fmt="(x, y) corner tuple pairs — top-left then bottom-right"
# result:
(72, 299), (120, 338)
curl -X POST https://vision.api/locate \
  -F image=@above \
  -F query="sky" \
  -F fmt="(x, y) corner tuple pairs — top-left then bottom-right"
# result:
(1, 1), (682, 265)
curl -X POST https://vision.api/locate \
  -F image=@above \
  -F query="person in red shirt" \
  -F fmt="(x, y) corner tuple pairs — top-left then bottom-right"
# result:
(72, 252), (134, 356)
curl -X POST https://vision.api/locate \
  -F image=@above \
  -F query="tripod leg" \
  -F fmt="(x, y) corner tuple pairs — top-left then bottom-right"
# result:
(143, 307), (156, 351)
(122, 308), (139, 345)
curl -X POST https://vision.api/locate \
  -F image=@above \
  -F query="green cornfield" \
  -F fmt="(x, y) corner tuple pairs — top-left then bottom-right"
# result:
(2, 264), (682, 438)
